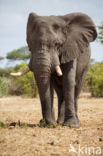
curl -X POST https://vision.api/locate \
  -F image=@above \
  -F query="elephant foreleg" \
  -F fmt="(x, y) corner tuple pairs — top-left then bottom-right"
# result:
(34, 74), (56, 126)
(62, 60), (80, 127)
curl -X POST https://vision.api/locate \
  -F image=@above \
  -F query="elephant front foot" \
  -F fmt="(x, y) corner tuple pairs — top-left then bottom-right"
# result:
(57, 118), (64, 125)
(63, 116), (80, 128)
(39, 119), (57, 128)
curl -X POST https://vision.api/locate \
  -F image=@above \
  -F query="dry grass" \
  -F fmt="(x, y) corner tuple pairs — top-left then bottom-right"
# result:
(0, 96), (103, 156)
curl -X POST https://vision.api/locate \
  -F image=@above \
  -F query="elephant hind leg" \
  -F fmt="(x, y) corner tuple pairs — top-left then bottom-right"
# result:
(57, 100), (65, 124)
(75, 68), (88, 123)
(52, 75), (65, 124)
(50, 79), (55, 122)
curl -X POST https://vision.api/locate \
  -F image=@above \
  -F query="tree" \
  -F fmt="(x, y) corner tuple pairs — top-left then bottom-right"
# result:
(6, 46), (30, 60)
(98, 22), (103, 44)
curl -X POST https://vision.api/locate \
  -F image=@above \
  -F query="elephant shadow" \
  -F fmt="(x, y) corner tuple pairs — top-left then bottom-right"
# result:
(0, 120), (57, 128)
(0, 120), (37, 128)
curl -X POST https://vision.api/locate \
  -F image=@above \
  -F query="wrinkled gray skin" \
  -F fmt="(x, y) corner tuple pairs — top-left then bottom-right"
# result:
(27, 12), (97, 127)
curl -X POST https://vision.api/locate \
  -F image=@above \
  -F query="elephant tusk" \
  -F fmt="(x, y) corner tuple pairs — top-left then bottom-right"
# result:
(55, 65), (63, 76)
(10, 67), (30, 77)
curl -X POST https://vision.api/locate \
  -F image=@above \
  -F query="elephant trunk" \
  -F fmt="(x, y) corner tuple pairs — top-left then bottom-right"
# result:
(10, 66), (62, 77)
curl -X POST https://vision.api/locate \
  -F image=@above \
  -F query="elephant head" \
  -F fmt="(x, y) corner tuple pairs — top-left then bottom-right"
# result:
(27, 12), (66, 77)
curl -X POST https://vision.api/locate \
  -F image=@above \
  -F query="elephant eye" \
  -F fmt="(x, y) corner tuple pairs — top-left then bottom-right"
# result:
(53, 24), (60, 30)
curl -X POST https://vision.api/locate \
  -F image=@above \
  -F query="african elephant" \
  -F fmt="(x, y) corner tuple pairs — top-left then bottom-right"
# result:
(11, 12), (97, 127)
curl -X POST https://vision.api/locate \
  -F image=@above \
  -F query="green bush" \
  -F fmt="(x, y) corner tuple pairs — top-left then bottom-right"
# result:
(10, 63), (38, 97)
(7, 46), (30, 60)
(0, 67), (13, 77)
(85, 62), (103, 97)
(0, 63), (38, 97)
(0, 77), (11, 97)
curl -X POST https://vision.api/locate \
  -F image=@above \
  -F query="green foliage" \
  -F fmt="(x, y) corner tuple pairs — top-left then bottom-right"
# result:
(0, 121), (4, 128)
(11, 63), (38, 97)
(39, 119), (55, 128)
(0, 67), (13, 77)
(0, 121), (9, 128)
(6, 46), (30, 60)
(0, 77), (11, 97)
(85, 62), (103, 97)
(0, 63), (38, 97)
(22, 123), (28, 129)
(97, 22), (103, 44)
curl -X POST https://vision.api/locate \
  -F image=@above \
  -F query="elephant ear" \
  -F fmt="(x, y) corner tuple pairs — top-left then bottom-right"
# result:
(60, 13), (97, 64)
(26, 12), (38, 51)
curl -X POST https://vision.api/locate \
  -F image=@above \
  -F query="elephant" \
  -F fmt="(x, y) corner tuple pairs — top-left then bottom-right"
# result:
(11, 12), (97, 127)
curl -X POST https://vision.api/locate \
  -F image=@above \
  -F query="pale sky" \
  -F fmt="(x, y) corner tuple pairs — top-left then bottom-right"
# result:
(0, 0), (103, 62)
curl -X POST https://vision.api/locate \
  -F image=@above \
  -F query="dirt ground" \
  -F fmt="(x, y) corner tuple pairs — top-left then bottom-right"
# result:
(0, 95), (103, 156)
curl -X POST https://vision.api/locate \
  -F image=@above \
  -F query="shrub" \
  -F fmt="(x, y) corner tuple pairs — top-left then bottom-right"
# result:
(0, 67), (13, 77)
(0, 77), (11, 97)
(10, 63), (38, 97)
(0, 63), (38, 97)
(85, 62), (103, 97)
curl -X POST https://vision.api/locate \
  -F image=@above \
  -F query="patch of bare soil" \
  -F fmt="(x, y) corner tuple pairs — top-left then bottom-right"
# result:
(0, 96), (103, 156)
